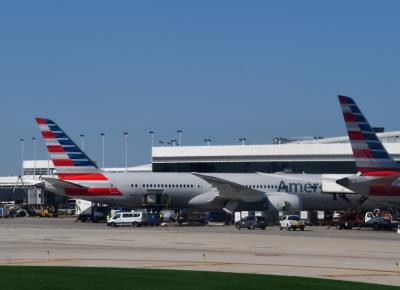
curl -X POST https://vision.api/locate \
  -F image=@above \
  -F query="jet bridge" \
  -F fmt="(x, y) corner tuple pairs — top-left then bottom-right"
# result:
(0, 176), (45, 205)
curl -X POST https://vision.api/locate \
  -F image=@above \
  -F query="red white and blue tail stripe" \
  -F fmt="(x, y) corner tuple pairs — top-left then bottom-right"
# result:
(36, 118), (122, 197)
(338, 96), (400, 176)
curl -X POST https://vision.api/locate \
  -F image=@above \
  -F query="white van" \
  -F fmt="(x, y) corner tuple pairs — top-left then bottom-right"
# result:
(107, 211), (148, 227)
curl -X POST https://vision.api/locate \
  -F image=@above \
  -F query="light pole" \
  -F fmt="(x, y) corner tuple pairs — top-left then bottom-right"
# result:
(149, 131), (154, 162)
(47, 151), (50, 176)
(123, 132), (128, 172)
(177, 130), (182, 146)
(20, 138), (24, 176)
(80, 134), (85, 150)
(32, 137), (36, 176)
(159, 141), (164, 147)
(204, 138), (211, 146)
(239, 138), (247, 145)
(148, 131), (154, 147)
(171, 139), (177, 147)
(100, 133), (105, 170)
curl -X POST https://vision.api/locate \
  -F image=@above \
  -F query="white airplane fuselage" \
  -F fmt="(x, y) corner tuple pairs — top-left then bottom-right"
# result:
(46, 172), (388, 212)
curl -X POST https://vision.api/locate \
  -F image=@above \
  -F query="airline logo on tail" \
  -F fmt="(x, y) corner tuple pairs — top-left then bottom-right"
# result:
(338, 95), (400, 176)
(36, 118), (122, 196)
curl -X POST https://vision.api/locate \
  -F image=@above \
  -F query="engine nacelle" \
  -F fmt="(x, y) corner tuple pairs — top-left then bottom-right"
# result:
(266, 192), (301, 212)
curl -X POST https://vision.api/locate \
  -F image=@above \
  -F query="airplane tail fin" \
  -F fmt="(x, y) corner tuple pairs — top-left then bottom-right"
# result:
(35, 118), (107, 181)
(338, 95), (400, 175)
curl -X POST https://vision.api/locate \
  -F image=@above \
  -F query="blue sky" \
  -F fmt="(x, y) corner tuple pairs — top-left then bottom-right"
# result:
(0, 1), (399, 175)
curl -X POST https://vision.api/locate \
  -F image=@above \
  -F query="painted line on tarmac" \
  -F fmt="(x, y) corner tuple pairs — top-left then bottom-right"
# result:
(141, 262), (234, 269)
(0, 258), (80, 265)
(1, 257), (394, 275)
(323, 272), (399, 278)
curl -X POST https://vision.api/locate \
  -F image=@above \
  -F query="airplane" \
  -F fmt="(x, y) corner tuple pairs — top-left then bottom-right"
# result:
(35, 117), (387, 213)
(336, 95), (400, 207)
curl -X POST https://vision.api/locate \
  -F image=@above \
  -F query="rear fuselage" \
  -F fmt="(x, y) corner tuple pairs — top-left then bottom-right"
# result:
(340, 175), (400, 207)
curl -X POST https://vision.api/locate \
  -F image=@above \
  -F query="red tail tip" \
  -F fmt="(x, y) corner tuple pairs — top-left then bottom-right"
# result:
(35, 117), (46, 125)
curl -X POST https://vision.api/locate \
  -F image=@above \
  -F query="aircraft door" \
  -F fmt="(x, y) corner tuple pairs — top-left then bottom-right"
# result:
(110, 182), (119, 194)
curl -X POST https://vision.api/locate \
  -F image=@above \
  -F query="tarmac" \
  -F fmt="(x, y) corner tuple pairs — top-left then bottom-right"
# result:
(1, 217), (400, 286)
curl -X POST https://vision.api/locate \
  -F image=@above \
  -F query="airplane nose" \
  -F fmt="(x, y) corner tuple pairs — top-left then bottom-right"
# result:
(336, 177), (350, 188)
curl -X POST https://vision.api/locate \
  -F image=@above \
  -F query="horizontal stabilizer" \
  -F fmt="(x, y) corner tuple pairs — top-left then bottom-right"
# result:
(336, 174), (400, 193)
(42, 177), (86, 189)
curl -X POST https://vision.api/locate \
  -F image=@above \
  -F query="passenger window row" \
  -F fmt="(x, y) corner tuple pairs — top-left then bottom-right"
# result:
(129, 183), (278, 190)
(130, 184), (200, 189)
(245, 184), (278, 189)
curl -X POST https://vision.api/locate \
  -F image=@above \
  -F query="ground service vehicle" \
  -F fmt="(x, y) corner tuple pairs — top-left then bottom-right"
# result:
(280, 215), (305, 231)
(177, 209), (208, 226)
(364, 212), (397, 230)
(10, 209), (26, 217)
(108, 212), (135, 227)
(235, 216), (267, 230)
(77, 206), (110, 223)
(131, 211), (148, 227)
(146, 213), (161, 226)
(107, 211), (148, 227)
(333, 208), (363, 230)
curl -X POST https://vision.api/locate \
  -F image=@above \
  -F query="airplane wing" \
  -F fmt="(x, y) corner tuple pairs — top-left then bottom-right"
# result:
(191, 173), (266, 203)
(336, 174), (400, 189)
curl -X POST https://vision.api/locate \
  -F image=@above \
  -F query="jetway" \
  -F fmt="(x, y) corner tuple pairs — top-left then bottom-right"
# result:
(0, 176), (45, 205)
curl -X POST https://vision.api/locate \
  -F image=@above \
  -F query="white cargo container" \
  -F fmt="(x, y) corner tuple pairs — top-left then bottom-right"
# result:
(300, 211), (309, 220)
(75, 199), (92, 215)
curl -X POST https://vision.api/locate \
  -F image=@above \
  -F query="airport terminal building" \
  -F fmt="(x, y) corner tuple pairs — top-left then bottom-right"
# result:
(152, 131), (400, 174)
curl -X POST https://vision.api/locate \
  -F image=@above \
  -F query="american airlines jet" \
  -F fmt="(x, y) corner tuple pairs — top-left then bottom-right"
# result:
(336, 96), (400, 206)
(36, 117), (385, 213)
